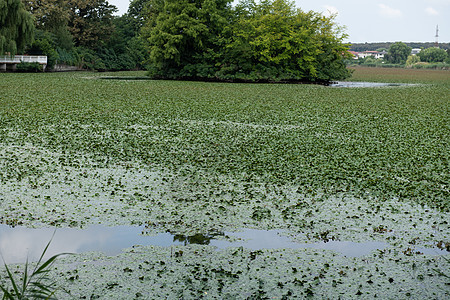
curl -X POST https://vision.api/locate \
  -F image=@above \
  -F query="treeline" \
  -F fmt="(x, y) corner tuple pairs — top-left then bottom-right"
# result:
(350, 42), (450, 52)
(18, 0), (146, 71)
(349, 41), (450, 69)
(4, 0), (353, 82)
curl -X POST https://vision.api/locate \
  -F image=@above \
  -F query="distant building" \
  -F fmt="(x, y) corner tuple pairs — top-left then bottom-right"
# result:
(349, 51), (359, 59)
(411, 48), (421, 55)
(349, 50), (386, 60)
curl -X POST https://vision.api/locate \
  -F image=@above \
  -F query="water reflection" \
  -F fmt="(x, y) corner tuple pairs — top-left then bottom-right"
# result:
(99, 76), (151, 81)
(0, 225), (183, 263)
(173, 231), (224, 246)
(0, 225), (447, 264)
(330, 81), (414, 88)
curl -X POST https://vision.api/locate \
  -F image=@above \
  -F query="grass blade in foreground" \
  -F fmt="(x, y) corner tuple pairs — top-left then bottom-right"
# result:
(0, 234), (72, 299)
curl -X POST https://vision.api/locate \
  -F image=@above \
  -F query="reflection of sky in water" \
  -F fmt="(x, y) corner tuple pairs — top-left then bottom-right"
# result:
(330, 82), (415, 88)
(0, 225), (447, 264)
(212, 229), (390, 257)
(0, 225), (183, 263)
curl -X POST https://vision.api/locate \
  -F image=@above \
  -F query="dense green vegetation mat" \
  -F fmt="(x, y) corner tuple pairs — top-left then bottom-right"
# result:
(0, 68), (449, 298)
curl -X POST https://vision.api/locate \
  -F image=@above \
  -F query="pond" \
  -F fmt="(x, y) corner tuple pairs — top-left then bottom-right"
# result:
(98, 77), (417, 88)
(1, 224), (447, 263)
(330, 81), (416, 88)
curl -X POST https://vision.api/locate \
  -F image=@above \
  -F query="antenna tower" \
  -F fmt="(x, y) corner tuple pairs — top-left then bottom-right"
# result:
(435, 25), (439, 48)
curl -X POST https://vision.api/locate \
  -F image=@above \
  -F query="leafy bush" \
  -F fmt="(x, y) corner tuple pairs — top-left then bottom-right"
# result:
(15, 62), (43, 72)
(26, 30), (59, 69)
(56, 48), (78, 66)
(418, 47), (448, 63)
(411, 62), (449, 69)
(74, 47), (105, 71)
(406, 54), (420, 67)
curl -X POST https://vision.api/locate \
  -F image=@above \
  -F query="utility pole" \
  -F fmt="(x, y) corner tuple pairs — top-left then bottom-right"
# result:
(435, 25), (439, 48)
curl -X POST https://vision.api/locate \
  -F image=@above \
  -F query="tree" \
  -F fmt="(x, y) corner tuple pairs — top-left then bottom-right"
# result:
(127, 0), (153, 32)
(384, 42), (411, 64)
(0, 0), (34, 55)
(67, 0), (117, 49)
(26, 30), (59, 69)
(24, 0), (70, 31)
(405, 54), (420, 66)
(418, 47), (448, 63)
(24, 0), (73, 50)
(142, 0), (232, 77)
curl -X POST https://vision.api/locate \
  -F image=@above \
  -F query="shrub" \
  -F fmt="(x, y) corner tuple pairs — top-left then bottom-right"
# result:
(15, 62), (43, 72)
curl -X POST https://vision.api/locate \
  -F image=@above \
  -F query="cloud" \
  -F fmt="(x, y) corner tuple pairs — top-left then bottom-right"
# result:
(425, 7), (439, 15)
(322, 5), (339, 17)
(378, 4), (403, 18)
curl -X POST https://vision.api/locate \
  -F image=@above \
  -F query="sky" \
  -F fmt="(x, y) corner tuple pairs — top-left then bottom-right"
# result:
(108, 0), (450, 43)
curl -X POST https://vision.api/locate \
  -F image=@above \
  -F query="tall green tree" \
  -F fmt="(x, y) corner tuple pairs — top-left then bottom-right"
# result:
(24, 0), (73, 50)
(67, 0), (117, 48)
(418, 47), (448, 63)
(127, 0), (152, 32)
(0, 0), (34, 55)
(142, 0), (232, 77)
(24, 0), (70, 31)
(385, 42), (411, 64)
(223, 0), (351, 81)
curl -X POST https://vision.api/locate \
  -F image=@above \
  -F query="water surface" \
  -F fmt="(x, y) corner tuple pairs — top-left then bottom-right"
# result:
(0, 225), (446, 263)
(330, 81), (415, 88)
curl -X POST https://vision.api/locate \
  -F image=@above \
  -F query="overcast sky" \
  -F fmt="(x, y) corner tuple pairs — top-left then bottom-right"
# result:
(108, 0), (449, 43)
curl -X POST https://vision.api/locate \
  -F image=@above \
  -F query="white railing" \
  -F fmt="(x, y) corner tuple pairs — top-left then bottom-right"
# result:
(0, 55), (47, 64)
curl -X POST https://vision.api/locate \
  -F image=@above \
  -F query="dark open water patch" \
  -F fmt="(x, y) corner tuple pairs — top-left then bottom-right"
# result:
(98, 77), (417, 88)
(99, 76), (151, 81)
(330, 81), (416, 88)
(0, 225), (447, 263)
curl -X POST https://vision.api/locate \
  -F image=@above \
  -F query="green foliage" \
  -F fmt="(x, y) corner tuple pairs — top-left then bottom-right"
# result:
(0, 238), (68, 299)
(127, 0), (153, 32)
(141, 0), (351, 82)
(418, 47), (448, 63)
(15, 62), (43, 72)
(67, 0), (117, 49)
(56, 48), (78, 66)
(350, 42), (450, 52)
(143, 0), (230, 71)
(0, 0), (35, 55)
(27, 30), (59, 69)
(23, 0), (144, 71)
(24, 0), (70, 33)
(96, 48), (137, 71)
(411, 62), (450, 69)
(406, 54), (420, 67)
(106, 15), (147, 70)
(385, 42), (411, 64)
(353, 57), (383, 68)
(74, 47), (106, 70)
